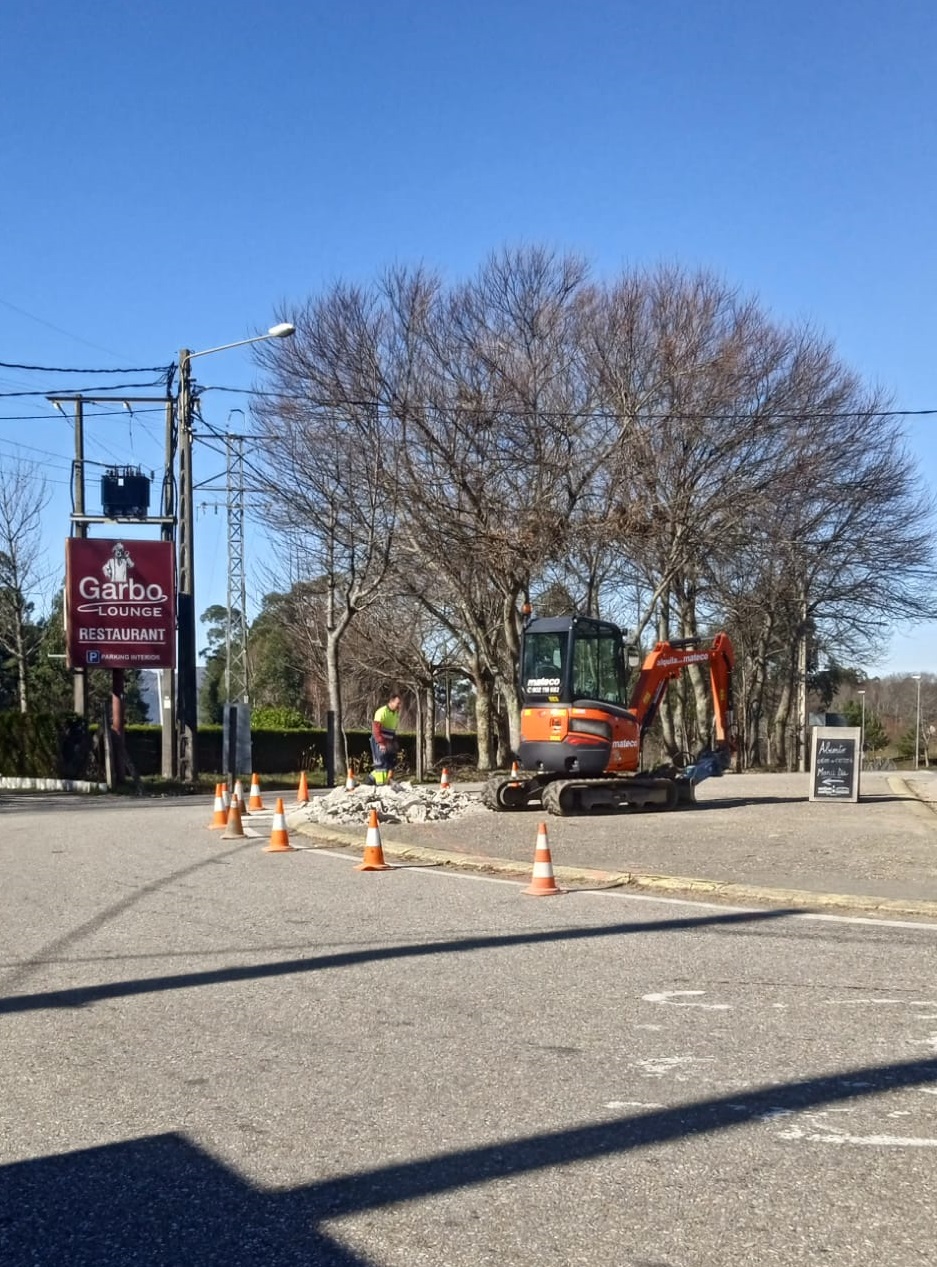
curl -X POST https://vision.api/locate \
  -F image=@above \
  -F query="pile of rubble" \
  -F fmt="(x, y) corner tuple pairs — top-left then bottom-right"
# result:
(292, 781), (486, 827)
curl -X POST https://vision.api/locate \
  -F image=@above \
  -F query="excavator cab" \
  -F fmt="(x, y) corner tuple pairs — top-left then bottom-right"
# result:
(518, 616), (644, 782)
(521, 615), (629, 708)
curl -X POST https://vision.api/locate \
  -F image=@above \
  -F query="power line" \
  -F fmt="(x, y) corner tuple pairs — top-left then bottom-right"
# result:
(200, 385), (937, 422)
(0, 404), (167, 423)
(1, 379), (168, 398)
(0, 295), (140, 360)
(0, 360), (172, 374)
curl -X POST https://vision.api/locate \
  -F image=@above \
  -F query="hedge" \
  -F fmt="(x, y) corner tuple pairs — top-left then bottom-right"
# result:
(0, 712), (93, 780)
(122, 726), (479, 777)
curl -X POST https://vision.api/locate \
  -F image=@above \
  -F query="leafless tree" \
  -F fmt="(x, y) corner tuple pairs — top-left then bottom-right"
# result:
(587, 266), (937, 765)
(386, 248), (620, 765)
(0, 458), (52, 713)
(247, 252), (937, 774)
(251, 286), (403, 773)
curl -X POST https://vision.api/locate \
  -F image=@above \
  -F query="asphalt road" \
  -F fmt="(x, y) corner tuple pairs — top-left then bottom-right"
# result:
(1, 797), (936, 1266)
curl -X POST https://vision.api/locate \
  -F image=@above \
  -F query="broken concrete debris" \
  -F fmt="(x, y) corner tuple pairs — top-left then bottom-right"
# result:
(291, 781), (484, 826)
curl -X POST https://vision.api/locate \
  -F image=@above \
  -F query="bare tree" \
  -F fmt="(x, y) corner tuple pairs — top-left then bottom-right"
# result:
(246, 252), (937, 774)
(252, 286), (403, 773)
(387, 248), (616, 765)
(0, 458), (52, 713)
(588, 266), (937, 765)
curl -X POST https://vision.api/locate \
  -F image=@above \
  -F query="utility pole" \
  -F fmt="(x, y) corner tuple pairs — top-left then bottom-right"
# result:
(71, 397), (87, 718)
(177, 350), (198, 783)
(160, 395), (177, 777)
(173, 323), (295, 784)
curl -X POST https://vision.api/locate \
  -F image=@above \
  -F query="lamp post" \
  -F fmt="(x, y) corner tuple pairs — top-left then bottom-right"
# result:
(176, 322), (295, 782)
(857, 689), (865, 766)
(912, 675), (922, 771)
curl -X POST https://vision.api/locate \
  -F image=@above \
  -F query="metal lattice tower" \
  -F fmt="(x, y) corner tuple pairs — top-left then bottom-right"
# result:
(225, 433), (248, 702)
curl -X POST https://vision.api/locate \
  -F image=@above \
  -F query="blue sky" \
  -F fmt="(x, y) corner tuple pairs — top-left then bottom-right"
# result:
(2, 0), (935, 676)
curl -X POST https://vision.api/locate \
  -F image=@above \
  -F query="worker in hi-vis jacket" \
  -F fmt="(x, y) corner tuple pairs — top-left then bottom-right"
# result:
(369, 691), (402, 785)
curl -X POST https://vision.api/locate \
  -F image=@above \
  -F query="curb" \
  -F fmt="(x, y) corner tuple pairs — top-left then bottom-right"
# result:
(888, 775), (937, 820)
(291, 819), (937, 922)
(0, 776), (108, 794)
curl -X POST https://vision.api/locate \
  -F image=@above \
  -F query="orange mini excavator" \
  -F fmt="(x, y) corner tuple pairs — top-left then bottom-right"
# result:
(483, 613), (738, 816)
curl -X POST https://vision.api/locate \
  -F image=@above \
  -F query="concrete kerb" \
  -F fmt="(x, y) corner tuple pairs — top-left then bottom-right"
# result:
(0, 776), (108, 794)
(888, 775), (937, 819)
(290, 807), (937, 922)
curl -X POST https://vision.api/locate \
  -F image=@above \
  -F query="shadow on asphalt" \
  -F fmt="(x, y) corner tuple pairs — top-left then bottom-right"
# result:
(691, 793), (914, 809)
(2, 1054), (934, 1266)
(0, 908), (796, 1015)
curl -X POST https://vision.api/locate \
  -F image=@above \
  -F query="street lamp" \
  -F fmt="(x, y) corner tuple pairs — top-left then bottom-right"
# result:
(857, 689), (866, 765)
(176, 322), (295, 782)
(912, 675), (922, 771)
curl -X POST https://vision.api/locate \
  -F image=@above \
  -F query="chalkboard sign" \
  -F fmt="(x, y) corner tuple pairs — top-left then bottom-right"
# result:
(809, 726), (861, 803)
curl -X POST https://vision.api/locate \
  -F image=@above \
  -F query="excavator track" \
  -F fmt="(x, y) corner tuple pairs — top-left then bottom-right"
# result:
(481, 772), (547, 811)
(483, 770), (686, 816)
(540, 776), (681, 816)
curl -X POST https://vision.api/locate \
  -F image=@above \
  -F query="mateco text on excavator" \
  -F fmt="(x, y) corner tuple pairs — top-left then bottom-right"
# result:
(482, 613), (738, 816)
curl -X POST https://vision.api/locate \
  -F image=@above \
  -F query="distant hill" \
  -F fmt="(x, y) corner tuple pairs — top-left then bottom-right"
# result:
(138, 669), (206, 723)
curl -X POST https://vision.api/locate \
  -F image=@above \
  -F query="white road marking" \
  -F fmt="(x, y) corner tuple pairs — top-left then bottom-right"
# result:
(778, 1124), (937, 1147)
(643, 990), (731, 1010)
(633, 1055), (714, 1078)
(836, 998), (937, 1007)
(763, 1110), (937, 1148)
(604, 1100), (664, 1109)
(909, 1034), (937, 1053)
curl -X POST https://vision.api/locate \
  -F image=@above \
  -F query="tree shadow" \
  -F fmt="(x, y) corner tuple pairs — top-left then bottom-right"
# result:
(0, 837), (262, 994)
(0, 907), (795, 1015)
(2, 1053), (934, 1265)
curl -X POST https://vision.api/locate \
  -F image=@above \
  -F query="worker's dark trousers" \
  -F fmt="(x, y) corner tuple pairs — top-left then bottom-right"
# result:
(370, 736), (397, 783)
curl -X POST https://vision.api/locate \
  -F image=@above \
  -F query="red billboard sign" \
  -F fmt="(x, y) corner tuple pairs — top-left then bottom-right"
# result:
(65, 538), (176, 669)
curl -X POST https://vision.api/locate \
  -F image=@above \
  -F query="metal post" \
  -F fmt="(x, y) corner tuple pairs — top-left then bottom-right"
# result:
(797, 599), (808, 773)
(857, 689), (866, 768)
(913, 675), (922, 770)
(226, 431), (247, 703)
(111, 668), (126, 782)
(72, 398), (87, 719)
(160, 396), (177, 778)
(177, 350), (198, 782)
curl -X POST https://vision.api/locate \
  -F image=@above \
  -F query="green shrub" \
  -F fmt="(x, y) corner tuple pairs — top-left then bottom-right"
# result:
(0, 712), (93, 779)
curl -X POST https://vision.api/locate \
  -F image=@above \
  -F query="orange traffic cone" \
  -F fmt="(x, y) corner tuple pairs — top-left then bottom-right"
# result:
(523, 823), (562, 896)
(264, 797), (295, 852)
(222, 798), (245, 839)
(222, 783), (231, 811)
(439, 767), (451, 791)
(208, 782), (227, 829)
(296, 770), (310, 804)
(233, 778), (249, 816)
(345, 769), (357, 791)
(509, 761), (521, 782)
(355, 808), (391, 871)
(248, 774), (265, 812)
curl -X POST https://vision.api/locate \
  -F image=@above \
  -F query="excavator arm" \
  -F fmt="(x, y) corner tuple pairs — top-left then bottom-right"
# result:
(629, 632), (738, 784)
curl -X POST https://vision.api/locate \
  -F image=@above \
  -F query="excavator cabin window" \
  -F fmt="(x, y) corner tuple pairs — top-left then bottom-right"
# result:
(571, 628), (626, 706)
(522, 632), (565, 697)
